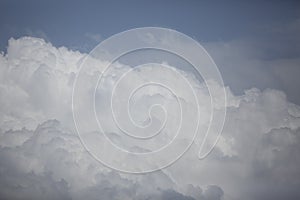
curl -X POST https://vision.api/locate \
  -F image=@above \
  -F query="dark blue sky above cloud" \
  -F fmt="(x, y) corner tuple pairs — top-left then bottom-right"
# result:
(0, 0), (299, 51)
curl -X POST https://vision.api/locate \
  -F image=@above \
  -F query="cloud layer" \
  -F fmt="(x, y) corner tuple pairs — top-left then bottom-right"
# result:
(0, 37), (300, 200)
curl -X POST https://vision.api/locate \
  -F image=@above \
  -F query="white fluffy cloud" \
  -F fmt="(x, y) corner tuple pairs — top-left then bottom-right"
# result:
(0, 37), (299, 200)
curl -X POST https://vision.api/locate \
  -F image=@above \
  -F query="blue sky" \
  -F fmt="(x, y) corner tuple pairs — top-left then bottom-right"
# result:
(0, 0), (299, 51)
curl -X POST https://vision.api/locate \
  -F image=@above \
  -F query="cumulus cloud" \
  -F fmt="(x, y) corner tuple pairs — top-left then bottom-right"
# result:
(167, 88), (300, 200)
(0, 37), (82, 131)
(0, 119), (225, 200)
(0, 36), (299, 200)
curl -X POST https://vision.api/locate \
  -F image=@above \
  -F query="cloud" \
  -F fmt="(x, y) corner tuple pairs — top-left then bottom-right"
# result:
(168, 88), (300, 200)
(85, 32), (103, 43)
(0, 36), (82, 131)
(0, 36), (299, 200)
(0, 120), (224, 200)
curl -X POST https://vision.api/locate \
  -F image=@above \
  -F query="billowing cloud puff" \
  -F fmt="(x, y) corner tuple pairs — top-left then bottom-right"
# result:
(0, 37), (82, 131)
(0, 37), (299, 200)
(0, 120), (224, 200)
